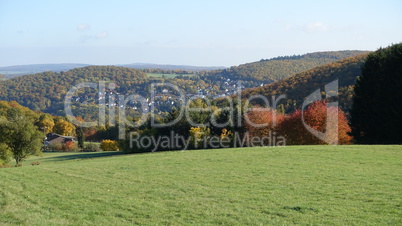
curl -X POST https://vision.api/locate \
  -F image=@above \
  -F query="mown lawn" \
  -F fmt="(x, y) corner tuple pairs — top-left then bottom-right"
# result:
(0, 146), (401, 224)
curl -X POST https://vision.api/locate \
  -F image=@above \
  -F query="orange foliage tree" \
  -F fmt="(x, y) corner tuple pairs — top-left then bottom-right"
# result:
(244, 107), (285, 144)
(275, 101), (352, 145)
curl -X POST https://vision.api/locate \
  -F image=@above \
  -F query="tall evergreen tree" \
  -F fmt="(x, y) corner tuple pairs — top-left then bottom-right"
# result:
(350, 43), (402, 144)
(76, 127), (85, 149)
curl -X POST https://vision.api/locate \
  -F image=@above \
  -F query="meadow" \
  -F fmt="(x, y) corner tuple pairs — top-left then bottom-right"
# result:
(0, 145), (401, 224)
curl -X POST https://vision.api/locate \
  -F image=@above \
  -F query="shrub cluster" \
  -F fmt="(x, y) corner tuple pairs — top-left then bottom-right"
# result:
(83, 142), (101, 152)
(244, 101), (352, 145)
(100, 140), (120, 151)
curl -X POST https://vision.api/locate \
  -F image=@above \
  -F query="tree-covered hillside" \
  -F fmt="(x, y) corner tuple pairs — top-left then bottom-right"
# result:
(241, 53), (370, 113)
(0, 66), (148, 112)
(0, 51), (370, 117)
(205, 50), (369, 84)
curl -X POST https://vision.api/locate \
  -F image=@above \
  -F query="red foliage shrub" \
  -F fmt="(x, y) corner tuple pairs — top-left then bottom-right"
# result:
(276, 101), (352, 145)
(244, 107), (285, 140)
(62, 140), (78, 152)
(83, 127), (98, 140)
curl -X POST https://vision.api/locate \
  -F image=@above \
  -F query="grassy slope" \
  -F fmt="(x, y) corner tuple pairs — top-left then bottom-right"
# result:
(0, 146), (401, 224)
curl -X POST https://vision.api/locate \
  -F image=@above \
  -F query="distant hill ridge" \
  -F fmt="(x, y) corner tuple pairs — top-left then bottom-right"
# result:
(206, 50), (370, 84)
(120, 63), (226, 71)
(264, 50), (368, 61)
(0, 50), (371, 116)
(0, 63), (90, 78)
(0, 50), (369, 79)
(0, 63), (226, 78)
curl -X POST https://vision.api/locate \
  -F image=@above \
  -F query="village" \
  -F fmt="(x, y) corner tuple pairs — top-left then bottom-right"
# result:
(70, 76), (249, 114)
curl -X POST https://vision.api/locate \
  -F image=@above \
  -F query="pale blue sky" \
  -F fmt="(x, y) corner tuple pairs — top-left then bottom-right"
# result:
(0, 0), (401, 67)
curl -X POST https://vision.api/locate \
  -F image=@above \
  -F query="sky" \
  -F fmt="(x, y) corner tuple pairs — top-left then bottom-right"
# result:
(0, 0), (401, 67)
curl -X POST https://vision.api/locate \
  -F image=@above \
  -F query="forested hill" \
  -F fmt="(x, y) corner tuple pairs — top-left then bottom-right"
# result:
(241, 53), (370, 113)
(0, 65), (227, 116)
(0, 66), (148, 112)
(121, 63), (225, 71)
(0, 51), (370, 116)
(205, 50), (370, 84)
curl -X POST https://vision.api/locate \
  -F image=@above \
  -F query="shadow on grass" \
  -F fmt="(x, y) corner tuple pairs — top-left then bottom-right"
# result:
(44, 151), (124, 162)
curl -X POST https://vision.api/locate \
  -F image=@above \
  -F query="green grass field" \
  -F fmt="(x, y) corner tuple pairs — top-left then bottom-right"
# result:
(0, 146), (401, 224)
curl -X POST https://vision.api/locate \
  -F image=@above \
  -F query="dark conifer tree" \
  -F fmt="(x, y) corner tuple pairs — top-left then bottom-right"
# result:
(350, 43), (402, 144)
(76, 127), (85, 149)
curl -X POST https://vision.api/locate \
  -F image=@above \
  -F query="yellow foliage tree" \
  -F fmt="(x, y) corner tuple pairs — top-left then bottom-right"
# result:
(53, 119), (75, 136)
(189, 126), (210, 149)
(220, 128), (233, 139)
(100, 140), (119, 151)
(36, 115), (55, 133)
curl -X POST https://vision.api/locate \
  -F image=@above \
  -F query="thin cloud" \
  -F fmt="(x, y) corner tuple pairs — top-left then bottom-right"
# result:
(77, 24), (90, 31)
(96, 31), (108, 39)
(276, 19), (293, 32)
(284, 23), (292, 32)
(305, 22), (329, 32)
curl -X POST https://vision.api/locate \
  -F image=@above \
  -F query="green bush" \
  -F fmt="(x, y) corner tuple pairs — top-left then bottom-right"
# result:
(83, 142), (101, 152)
(0, 143), (12, 167)
(47, 143), (62, 152)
